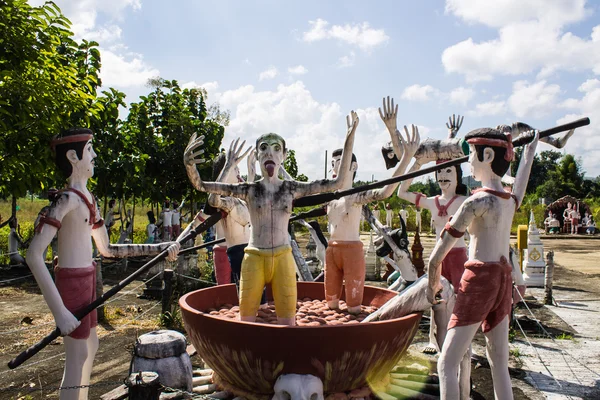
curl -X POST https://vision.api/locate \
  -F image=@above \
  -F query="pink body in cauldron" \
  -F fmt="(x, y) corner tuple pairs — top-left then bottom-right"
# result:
(179, 282), (421, 397)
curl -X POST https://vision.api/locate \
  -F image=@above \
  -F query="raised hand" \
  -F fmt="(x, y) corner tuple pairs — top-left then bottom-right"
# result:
(346, 110), (359, 139)
(401, 124), (420, 160)
(379, 96), (399, 134)
(446, 114), (464, 138)
(184, 133), (206, 191)
(225, 138), (253, 170)
(184, 133), (206, 168)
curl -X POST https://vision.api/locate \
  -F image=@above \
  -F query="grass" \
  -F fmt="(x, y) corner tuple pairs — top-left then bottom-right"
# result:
(554, 332), (574, 340)
(509, 348), (522, 358)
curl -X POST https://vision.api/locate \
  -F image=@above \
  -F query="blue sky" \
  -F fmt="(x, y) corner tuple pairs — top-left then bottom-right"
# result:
(31, 0), (600, 182)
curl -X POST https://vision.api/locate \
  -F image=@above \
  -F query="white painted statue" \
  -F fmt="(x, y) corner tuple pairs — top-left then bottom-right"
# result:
(385, 203), (393, 227)
(393, 115), (469, 357)
(184, 113), (357, 326)
(372, 204), (381, 222)
(323, 96), (413, 314)
(26, 128), (180, 400)
(414, 206), (422, 232)
(398, 205), (409, 226)
(9, 217), (26, 265)
(427, 126), (539, 400)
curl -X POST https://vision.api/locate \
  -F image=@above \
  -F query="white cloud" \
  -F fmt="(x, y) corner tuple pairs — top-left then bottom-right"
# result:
(507, 80), (561, 118)
(442, 0), (600, 82)
(449, 86), (475, 105)
(445, 0), (588, 29)
(208, 81), (408, 181)
(401, 84), (440, 102)
(302, 18), (389, 51)
(288, 65), (308, 75)
(30, 0), (158, 91)
(99, 50), (159, 88)
(259, 66), (279, 81)
(181, 81), (220, 102)
(337, 52), (356, 68)
(468, 101), (506, 117)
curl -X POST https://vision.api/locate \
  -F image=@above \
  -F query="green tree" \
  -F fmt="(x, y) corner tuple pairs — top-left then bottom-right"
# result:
(511, 149), (562, 195)
(121, 78), (225, 205)
(283, 149), (308, 181)
(0, 0), (102, 214)
(408, 177), (440, 197)
(536, 153), (585, 200)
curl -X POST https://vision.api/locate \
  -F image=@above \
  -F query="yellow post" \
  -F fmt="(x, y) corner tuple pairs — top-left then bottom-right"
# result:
(517, 225), (528, 272)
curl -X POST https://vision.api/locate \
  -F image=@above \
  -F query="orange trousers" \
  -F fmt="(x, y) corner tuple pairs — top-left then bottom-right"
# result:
(325, 241), (365, 308)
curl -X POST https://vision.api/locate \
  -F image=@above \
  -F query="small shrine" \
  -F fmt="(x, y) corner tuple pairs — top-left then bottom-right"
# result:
(523, 211), (546, 287)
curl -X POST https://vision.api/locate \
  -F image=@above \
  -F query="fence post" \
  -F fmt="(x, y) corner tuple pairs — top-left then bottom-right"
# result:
(126, 371), (162, 400)
(544, 251), (555, 305)
(162, 269), (174, 315)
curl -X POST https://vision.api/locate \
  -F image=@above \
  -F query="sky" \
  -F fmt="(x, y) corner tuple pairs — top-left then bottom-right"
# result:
(30, 0), (600, 182)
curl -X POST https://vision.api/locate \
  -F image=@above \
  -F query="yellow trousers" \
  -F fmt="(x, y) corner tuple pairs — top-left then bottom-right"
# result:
(239, 245), (297, 319)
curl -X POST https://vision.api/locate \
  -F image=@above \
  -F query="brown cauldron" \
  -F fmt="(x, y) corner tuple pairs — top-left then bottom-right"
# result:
(179, 282), (421, 397)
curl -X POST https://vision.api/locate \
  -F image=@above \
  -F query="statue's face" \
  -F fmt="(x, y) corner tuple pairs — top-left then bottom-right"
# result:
(331, 155), (342, 178)
(468, 144), (493, 182)
(436, 166), (458, 194)
(72, 140), (96, 179)
(257, 135), (285, 178)
(568, 202), (572, 209)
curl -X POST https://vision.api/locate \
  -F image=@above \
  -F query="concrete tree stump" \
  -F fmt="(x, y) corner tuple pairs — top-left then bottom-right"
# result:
(132, 330), (193, 392)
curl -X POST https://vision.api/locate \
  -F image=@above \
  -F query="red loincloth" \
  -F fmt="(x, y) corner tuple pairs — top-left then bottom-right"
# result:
(213, 246), (232, 285)
(448, 256), (512, 333)
(54, 264), (97, 339)
(442, 247), (468, 294)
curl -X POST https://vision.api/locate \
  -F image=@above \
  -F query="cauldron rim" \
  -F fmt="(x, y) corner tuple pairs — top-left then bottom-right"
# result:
(179, 282), (419, 327)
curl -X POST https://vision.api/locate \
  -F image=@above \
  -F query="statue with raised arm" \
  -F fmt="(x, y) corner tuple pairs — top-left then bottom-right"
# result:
(393, 115), (470, 356)
(322, 98), (416, 314)
(428, 127), (539, 400)
(26, 128), (180, 400)
(184, 113), (358, 325)
(206, 147), (265, 306)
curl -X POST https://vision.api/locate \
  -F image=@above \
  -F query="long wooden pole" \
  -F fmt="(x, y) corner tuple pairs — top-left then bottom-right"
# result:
(293, 118), (590, 208)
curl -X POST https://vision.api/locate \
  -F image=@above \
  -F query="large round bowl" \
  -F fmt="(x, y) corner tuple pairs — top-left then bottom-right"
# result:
(180, 282), (421, 397)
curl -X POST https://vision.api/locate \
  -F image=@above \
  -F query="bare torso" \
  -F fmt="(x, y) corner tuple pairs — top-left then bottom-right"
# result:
(219, 197), (251, 247)
(327, 195), (363, 242)
(466, 192), (515, 262)
(55, 192), (98, 268)
(420, 195), (468, 248)
(246, 180), (295, 249)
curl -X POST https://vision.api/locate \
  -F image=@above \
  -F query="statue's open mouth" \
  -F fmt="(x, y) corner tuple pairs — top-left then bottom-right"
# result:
(264, 160), (276, 177)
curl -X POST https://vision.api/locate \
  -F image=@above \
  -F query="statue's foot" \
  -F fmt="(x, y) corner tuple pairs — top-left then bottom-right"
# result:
(327, 300), (339, 310)
(277, 317), (295, 326)
(347, 305), (361, 315)
(240, 315), (256, 322)
(422, 343), (439, 355)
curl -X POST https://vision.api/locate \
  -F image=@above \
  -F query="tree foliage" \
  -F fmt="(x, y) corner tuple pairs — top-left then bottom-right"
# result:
(283, 149), (308, 181)
(0, 0), (103, 198)
(117, 78), (225, 203)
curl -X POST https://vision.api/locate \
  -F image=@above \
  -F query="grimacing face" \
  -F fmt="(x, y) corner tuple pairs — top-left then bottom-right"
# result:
(257, 135), (285, 178)
(436, 166), (458, 193)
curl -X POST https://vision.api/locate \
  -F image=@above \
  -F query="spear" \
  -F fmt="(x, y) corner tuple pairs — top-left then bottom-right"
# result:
(293, 118), (590, 208)
(8, 212), (223, 369)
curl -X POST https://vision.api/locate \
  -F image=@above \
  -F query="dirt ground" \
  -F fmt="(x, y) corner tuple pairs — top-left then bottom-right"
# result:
(0, 234), (598, 399)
